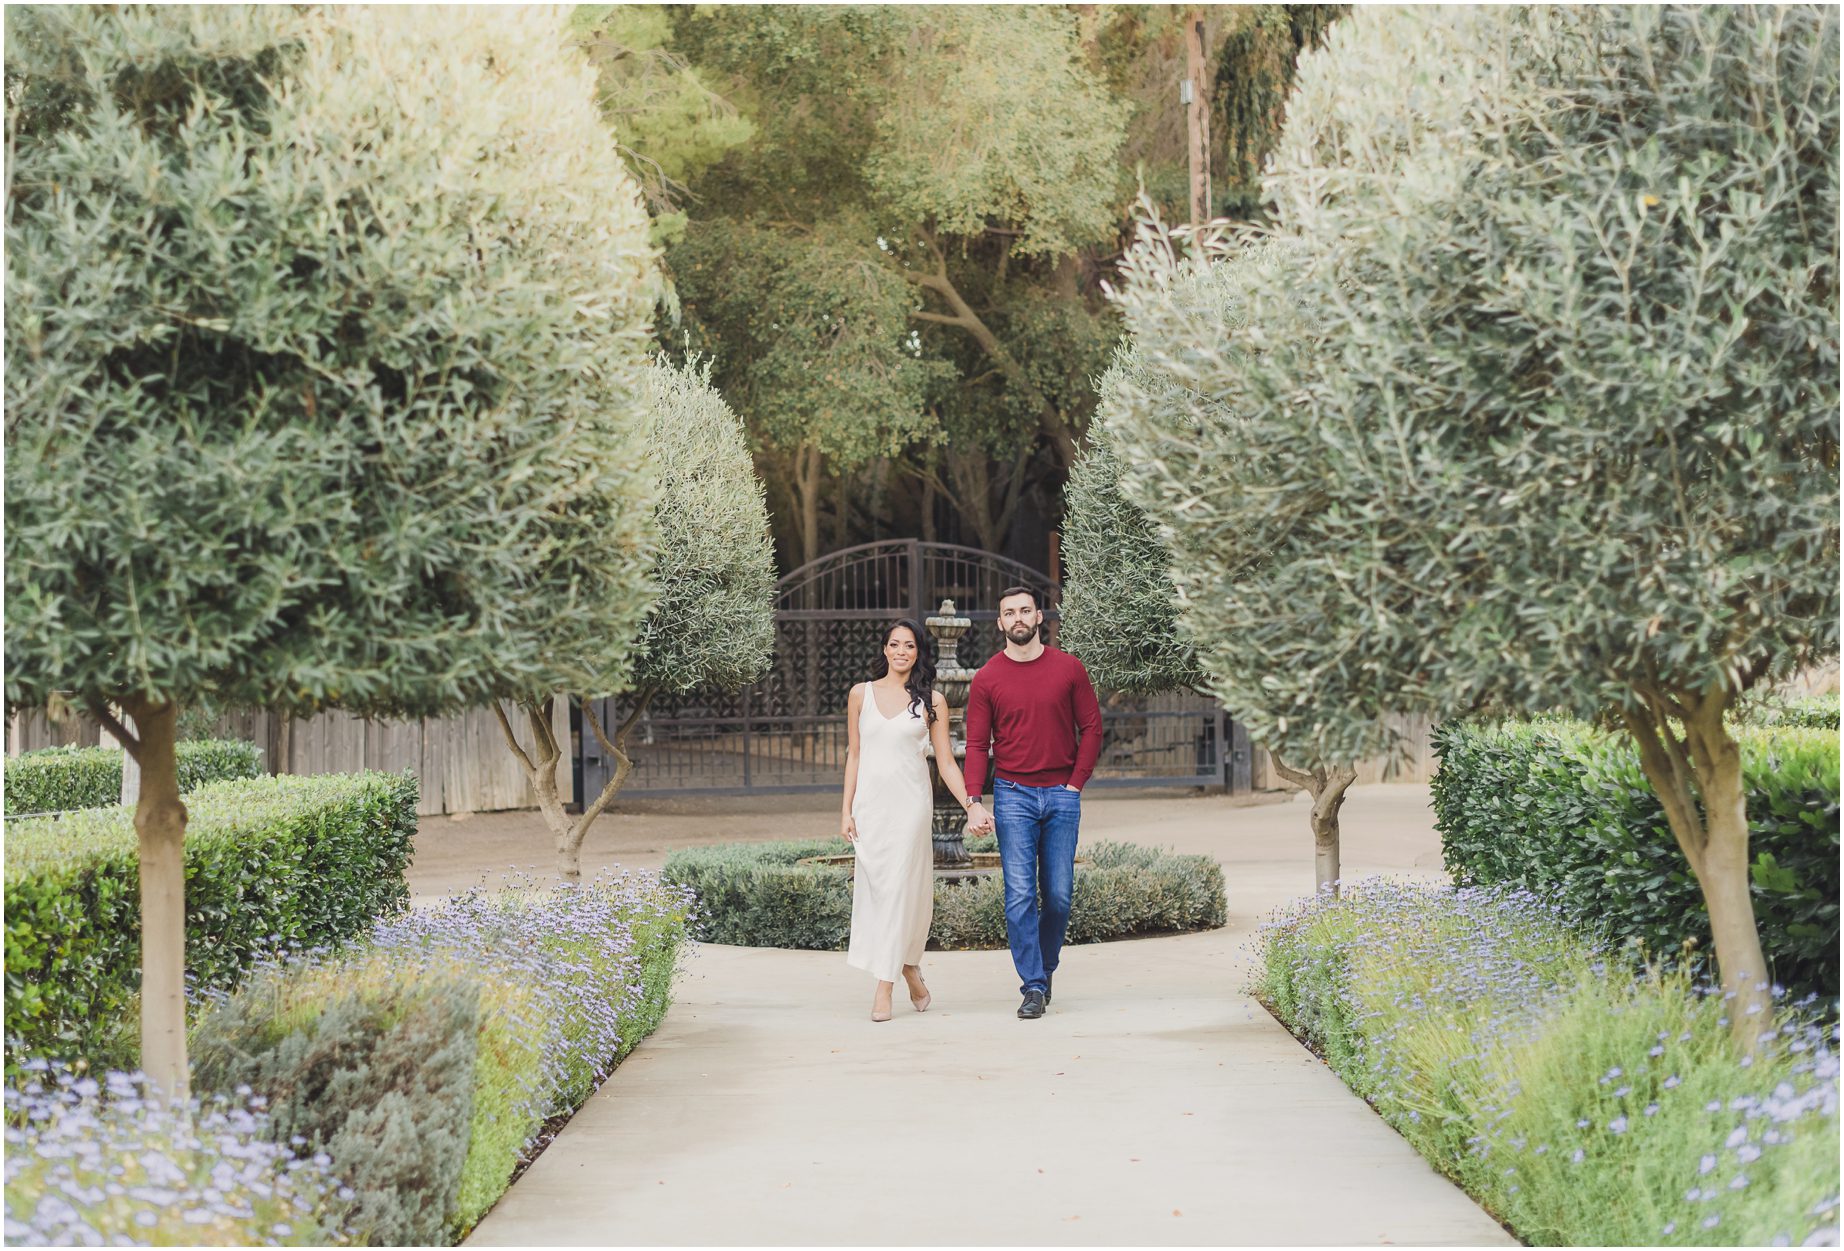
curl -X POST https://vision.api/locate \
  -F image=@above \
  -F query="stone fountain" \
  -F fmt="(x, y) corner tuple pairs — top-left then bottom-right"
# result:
(923, 599), (977, 870)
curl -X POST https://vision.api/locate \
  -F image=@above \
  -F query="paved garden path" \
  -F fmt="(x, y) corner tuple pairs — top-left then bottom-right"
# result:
(455, 786), (1516, 1246)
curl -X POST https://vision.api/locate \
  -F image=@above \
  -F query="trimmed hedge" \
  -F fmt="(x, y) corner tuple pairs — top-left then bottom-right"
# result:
(3, 772), (418, 1069)
(663, 837), (1226, 950)
(1431, 720), (1840, 1000)
(1736, 694), (1840, 732)
(192, 872), (694, 1244)
(1257, 881), (1839, 1247)
(2, 737), (264, 814)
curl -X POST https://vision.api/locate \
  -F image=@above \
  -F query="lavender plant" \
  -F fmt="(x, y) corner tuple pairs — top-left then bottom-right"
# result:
(1257, 881), (1841, 1246)
(3, 1061), (352, 1246)
(184, 869), (694, 1243)
(368, 871), (695, 1234)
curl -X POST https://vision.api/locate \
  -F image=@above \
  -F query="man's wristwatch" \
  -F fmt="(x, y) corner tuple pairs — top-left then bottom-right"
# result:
(963, 795), (981, 809)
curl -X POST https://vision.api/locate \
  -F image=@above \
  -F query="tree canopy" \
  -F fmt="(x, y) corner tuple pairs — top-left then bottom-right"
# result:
(497, 359), (777, 879)
(5, 4), (661, 720)
(1106, 3), (1840, 1036)
(580, 3), (1343, 569)
(3, 4), (662, 1093)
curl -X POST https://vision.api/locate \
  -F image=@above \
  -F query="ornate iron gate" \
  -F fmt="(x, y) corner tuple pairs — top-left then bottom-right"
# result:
(577, 540), (1246, 797)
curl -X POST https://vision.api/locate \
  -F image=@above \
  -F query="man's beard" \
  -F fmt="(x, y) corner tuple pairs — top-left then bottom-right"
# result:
(1005, 623), (1037, 644)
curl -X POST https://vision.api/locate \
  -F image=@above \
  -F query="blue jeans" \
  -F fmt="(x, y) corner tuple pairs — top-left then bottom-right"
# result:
(991, 777), (1081, 995)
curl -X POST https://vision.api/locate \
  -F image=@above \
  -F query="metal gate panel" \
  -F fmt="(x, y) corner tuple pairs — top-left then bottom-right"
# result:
(578, 541), (1237, 800)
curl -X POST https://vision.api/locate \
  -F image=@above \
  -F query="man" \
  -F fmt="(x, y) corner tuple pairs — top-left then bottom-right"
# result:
(962, 585), (1104, 1020)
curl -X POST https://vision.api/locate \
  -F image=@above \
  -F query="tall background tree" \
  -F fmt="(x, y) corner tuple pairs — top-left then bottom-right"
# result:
(4, 5), (660, 1094)
(571, 3), (1344, 571)
(495, 359), (777, 879)
(1108, 5), (1841, 1043)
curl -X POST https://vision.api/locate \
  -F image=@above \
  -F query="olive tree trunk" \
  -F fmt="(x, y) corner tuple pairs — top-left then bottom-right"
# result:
(99, 697), (189, 1101)
(1622, 683), (1772, 1051)
(495, 692), (654, 882)
(1267, 751), (1358, 898)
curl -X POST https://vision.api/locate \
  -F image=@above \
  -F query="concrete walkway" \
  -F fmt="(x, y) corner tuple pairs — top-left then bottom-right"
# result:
(458, 786), (1515, 1246)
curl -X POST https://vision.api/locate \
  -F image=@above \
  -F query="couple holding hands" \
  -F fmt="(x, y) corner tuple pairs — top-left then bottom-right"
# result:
(839, 586), (1103, 1022)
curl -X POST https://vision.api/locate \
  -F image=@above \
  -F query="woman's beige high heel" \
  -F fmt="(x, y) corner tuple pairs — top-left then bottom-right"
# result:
(905, 967), (931, 1013)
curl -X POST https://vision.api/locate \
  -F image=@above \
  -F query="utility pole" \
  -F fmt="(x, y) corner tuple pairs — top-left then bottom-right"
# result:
(1183, 9), (1211, 226)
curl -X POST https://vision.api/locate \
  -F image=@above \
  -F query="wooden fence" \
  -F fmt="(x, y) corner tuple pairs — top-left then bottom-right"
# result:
(6, 703), (572, 817)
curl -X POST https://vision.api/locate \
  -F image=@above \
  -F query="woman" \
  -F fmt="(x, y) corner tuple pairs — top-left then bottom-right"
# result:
(840, 619), (976, 1021)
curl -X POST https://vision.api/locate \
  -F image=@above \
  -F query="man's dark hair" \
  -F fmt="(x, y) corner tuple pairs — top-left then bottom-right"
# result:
(997, 585), (1040, 610)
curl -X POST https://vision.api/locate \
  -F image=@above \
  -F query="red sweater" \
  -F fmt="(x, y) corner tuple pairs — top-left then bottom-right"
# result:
(963, 646), (1104, 794)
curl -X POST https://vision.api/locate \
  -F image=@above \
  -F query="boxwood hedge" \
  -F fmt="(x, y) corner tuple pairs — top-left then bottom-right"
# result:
(2, 738), (264, 815)
(1431, 720), (1840, 1000)
(4, 772), (418, 1069)
(662, 836), (1226, 951)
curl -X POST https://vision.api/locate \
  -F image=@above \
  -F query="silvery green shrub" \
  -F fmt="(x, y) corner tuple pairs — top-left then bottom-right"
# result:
(3, 5), (660, 1095)
(1106, 5), (1838, 1042)
(191, 959), (482, 1246)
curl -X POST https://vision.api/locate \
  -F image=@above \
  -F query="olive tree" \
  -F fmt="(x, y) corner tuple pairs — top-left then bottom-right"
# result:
(1077, 238), (1383, 895)
(495, 360), (776, 880)
(1058, 423), (1204, 698)
(1111, 6), (1840, 1045)
(4, 6), (659, 1095)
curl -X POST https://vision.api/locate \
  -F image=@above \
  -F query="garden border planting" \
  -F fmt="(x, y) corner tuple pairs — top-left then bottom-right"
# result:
(663, 836), (1226, 950)
(1256, 879), (1840, 1247)
(189, 871), (695, 1244)
(1432, 719), (1840, 1000)
(3, 772), (418, 1069)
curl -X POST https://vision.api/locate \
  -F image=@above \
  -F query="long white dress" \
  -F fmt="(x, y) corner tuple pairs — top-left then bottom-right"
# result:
(846, 682), (935, 981)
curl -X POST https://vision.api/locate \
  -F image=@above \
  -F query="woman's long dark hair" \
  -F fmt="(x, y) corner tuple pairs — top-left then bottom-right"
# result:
(869, 618), (938, 725)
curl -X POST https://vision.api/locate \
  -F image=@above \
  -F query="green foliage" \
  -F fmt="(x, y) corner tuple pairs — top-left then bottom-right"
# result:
(631, 361), (776, 695)
(1107, 6), (1840, 760)
(1212, 6), (1345, 218)
(4, 5), (661, 718)
(3, 738), (262, 814)
(571, 5), (755, 211)
(191, 954), (484, 1246)
(3, 772), (417, 1068)
(1736, 694), (1841, 732)
(190, 875), (692, 1244)
(1431, 720), (1841, 1000)
(662, 838), (1225, 950)
(1098, 234), (1397, 761)
(863, 8), (1128, 256)
(1257, 883), (1840, 1246)
(3, 746), (119, 814)
(662, 839), (856, 950)
(1059, 422), (1203, 695)
(669, 221), (942, 469)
